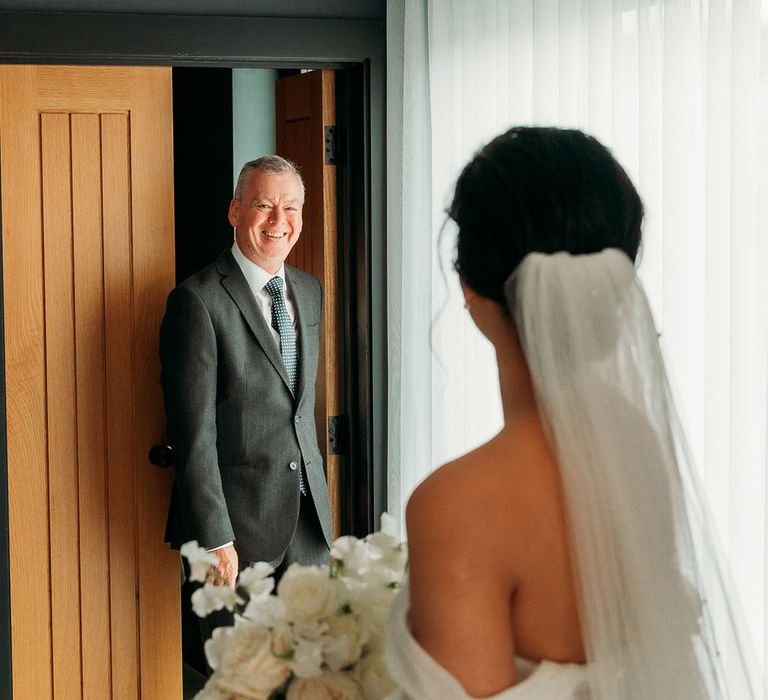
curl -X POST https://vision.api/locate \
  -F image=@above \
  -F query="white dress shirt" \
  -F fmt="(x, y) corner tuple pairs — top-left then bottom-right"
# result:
(208, 243), (298, 553)
(231, 241), (297, 339)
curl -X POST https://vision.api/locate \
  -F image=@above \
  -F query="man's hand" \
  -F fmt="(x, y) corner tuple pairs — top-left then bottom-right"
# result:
(210, 544), (238, 587)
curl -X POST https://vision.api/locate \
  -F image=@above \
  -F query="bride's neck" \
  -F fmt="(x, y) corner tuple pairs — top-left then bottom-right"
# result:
(495, 328), (537, 426)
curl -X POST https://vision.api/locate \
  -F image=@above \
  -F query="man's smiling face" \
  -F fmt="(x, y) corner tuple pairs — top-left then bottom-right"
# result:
(229, 168), (304, 274)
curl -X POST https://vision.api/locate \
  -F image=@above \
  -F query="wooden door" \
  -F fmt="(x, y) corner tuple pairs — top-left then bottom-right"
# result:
(275, 70), (342, 537)
(0, 65), (179, 699)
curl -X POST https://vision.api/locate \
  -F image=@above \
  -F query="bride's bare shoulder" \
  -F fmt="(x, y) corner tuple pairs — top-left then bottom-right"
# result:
(406, 415), (560, 562)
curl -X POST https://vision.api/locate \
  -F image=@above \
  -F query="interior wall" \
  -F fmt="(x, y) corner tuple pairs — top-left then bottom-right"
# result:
(232, 69), (278, 185)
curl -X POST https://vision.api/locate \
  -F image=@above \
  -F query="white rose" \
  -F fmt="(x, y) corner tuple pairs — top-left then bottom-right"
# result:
(195, 679), (232, 700)
(191, 582), (244, 618)
(242, 594), (287, 627)
(364, 512), (402, 557)
(293, 619), (329, 642)
(288, 637), (324, 678)
(270, 622), (295, 657)
(349, 584), (397, 633)
(378, 545), (408, 580)
(363, 546), (407, 589)
(330, 537), (379, 578)
(277, 564), (346, 623)
(354, 651), (396, 700)
(323, 613), (369, 671)
(286, 671), (363, 700)
(203, 625), (235, 671)
(237, 562), (275, 598)
(365, 513), (407, 584)
(206, 624), (290, 699)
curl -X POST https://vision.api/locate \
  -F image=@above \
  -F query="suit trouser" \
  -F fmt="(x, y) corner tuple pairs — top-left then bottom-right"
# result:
(181, 492), (329, 676)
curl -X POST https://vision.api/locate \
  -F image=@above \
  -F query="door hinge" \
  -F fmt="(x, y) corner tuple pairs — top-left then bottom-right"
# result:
(328, 415), (345, 455)
(324, 125), (337, 165)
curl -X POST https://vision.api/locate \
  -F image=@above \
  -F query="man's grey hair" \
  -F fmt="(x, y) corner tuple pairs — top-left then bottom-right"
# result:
(234, 155), (305, 202)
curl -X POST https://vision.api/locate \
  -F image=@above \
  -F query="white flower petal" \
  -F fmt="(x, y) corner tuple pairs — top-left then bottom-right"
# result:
(180, 540), (220, 583)
(191, 583), (244, 618)
(288, 638), (324, 678)
(380, 512), (398, 538)
(242, 594), (287, 627)
(203, 625), (234, 671)
(237, 564), (275, 599)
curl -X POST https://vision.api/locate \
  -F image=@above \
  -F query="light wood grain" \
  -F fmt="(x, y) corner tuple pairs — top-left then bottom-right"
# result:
(41, 111), (83, 700)
(101, 112), (139, 700)
(2, 65), (179, 699)
(2, 64), (55, 700)
(71, 112), (111, 699)
(130, 68), (182, 700)
(320, 70), (341, 539)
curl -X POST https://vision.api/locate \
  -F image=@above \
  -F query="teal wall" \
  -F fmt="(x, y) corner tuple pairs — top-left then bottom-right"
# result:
(232, 68), (278, 189)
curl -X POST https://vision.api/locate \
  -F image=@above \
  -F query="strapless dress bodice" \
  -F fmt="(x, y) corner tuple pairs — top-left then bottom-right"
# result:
(385, 584), (590, 700)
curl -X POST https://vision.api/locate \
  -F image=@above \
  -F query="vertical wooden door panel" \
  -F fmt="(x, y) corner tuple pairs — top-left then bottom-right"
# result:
(41, 112), (82, 700)
(275, 69), (342, 537)
(0, 65), (178, 699)
(319, 75), (339, 534)
(0, 64), (52, 700)
(130, 68), (178, 700)
(71, 112), (112, 700)
(101, 112), (140, 700)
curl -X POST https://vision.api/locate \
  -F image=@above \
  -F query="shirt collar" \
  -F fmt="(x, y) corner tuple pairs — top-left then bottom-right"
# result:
(231, 242), (286, 295)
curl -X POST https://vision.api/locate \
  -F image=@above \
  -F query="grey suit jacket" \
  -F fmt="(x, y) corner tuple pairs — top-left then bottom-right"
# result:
(160, 248), (333, 564)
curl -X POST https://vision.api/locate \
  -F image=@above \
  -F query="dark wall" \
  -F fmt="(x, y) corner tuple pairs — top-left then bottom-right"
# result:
(172, 67), (234, 282)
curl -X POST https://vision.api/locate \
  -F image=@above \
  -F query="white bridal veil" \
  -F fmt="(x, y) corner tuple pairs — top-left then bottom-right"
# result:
(506, 248), (762, 699)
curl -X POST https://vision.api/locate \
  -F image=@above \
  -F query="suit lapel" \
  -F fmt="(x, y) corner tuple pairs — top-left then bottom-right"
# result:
(217, 251), (293, 394)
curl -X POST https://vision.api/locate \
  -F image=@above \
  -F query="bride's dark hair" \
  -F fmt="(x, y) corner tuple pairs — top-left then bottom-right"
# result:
(449, 126), (644, 304)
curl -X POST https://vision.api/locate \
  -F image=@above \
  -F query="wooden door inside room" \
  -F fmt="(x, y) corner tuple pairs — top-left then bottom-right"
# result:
(275, 69), (343, 538)
(0, 65), (180, 699)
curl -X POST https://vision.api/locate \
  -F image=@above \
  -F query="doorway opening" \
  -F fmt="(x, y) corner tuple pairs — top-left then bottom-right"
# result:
(172, 65), (350, 694)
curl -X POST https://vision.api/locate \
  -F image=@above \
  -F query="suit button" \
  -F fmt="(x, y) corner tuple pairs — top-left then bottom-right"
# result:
(289, 461), (298, 471)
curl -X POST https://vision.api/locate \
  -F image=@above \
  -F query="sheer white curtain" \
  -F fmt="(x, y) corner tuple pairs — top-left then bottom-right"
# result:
(387, 0), (768, 667)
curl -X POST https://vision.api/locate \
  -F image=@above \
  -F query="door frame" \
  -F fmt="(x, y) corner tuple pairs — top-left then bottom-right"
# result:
(0, 12), (386, 699)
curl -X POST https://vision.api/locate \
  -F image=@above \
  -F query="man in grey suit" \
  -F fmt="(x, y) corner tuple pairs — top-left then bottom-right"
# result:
(161, 156), (333, 590)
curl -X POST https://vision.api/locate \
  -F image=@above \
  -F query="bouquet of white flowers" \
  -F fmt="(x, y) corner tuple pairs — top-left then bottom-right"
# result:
(181, 514), (408, 700)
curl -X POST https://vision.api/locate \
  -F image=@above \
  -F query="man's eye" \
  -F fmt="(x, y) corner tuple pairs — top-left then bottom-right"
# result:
(256, 204), (270, 209)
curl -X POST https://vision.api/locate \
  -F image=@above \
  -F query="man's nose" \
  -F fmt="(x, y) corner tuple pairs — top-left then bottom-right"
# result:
(269, 207), (287, 225)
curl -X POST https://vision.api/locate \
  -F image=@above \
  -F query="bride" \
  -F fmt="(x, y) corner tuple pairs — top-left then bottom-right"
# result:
(386, 127), (763, 698)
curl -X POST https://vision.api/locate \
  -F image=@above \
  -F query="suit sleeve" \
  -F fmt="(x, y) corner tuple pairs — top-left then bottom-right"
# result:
(160, 285), (235, 549)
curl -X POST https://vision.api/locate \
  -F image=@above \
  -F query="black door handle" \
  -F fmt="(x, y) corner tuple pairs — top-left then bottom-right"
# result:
(149, 444), (174, 468)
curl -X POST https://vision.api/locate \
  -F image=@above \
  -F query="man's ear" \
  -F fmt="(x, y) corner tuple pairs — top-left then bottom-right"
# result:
(227, 198), (239, 228)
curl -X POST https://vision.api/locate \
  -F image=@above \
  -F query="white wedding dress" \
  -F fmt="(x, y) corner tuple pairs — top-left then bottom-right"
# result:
(385, 250), (762, 699)
(385, 582), (590, 700)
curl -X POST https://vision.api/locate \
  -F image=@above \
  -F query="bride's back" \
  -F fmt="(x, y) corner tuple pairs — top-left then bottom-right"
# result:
(405, 127), (644, 697)
(407, 405), (585, 696)
(398, 126), (763, 699)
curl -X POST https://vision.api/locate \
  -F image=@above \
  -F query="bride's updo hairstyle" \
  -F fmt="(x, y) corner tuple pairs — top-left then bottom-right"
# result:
(449, 126), (643, 305)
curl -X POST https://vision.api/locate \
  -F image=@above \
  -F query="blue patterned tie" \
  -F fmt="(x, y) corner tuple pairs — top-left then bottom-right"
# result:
(264, 276), (306, 496)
